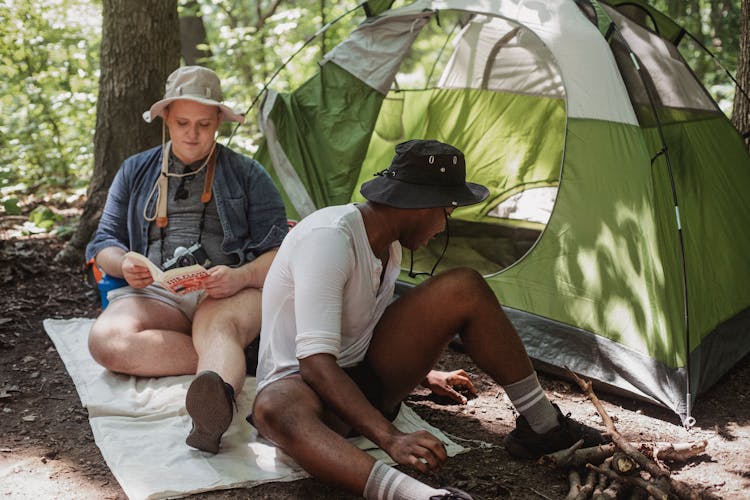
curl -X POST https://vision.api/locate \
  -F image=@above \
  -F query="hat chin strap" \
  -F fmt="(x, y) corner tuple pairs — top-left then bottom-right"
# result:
(143, 121), (216, 227)
(408, 209), (451, 278)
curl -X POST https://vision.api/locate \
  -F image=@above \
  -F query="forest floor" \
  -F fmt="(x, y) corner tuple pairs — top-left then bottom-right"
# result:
(1, 214), (749, 499)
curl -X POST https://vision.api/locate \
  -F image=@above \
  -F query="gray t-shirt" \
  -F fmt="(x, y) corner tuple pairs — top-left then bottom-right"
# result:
(147, 154), (237, 269)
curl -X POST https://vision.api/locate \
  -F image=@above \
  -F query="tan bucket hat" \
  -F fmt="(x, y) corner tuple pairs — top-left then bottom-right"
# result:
(142, 66), (245, 124)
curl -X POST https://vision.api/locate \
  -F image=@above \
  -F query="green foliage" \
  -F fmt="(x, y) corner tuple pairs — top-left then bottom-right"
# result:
(651, 0), (741, 112)
(28, 205), (62, 229)
(2, 198), (21, 215)
(190, 0), (371, 154)
(0, 0), (101, 198)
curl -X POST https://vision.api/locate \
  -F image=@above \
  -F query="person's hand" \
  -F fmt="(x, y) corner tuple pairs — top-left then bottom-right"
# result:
(382, 430), (448, 473)
(202, 265), (245, 298)
(422, 369), (477, 404)
(121, 254), (154, 288)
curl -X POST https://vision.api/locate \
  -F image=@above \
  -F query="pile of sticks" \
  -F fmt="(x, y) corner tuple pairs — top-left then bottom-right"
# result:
(539, 369), (707, 500)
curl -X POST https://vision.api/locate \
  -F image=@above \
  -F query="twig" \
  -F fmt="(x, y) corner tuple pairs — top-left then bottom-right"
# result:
(530, 487), (556, 500)
(564, 468), (582, 500)
(574, 470), (598, 500)
(540, 443), (616, 468)
(587, 463), (668, 499)
(640, 441), (708, 463)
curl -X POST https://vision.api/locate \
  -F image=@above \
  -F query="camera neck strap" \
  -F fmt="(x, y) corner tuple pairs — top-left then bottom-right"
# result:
(154, 141), (217, 228)
(156, 144), (217, 266)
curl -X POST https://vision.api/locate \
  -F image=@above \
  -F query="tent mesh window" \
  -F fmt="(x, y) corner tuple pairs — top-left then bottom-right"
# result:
(366, 10), (565, 277)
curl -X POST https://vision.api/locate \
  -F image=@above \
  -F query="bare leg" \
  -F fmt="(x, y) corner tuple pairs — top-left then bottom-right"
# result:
(367, 267), (534, 410)
(252, 376), (376, 494)
(88, 297), (196, 376)
(191, 287), (262, 393)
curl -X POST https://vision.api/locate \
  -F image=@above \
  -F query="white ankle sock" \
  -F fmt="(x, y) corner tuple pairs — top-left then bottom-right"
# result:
(364, 460), (450, 500)
(503, 372), (559, 433)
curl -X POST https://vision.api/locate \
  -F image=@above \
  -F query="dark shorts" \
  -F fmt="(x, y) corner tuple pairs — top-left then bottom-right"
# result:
(244, 337), (261, 376)
(343, 361), (399, 422)
(245, 359), (398, 430)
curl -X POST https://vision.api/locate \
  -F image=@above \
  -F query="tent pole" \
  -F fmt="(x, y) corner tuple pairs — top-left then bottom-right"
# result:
(224, 2), (367, 147)
(595, 5), (694, 427)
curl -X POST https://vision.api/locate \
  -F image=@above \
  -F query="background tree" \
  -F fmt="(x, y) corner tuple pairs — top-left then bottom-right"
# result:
(732, 0), (750, 148)
(180, 0), (212, 65)
(56, 0), (180, 263)
(0, 0), (99, 201)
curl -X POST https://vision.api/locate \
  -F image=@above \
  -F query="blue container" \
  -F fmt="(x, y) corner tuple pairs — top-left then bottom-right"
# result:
(98, 274), (128, 309)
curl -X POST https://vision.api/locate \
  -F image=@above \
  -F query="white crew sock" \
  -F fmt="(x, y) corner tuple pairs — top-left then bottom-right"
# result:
(503, 371), (559, 433)
(363, 460), (451, 500)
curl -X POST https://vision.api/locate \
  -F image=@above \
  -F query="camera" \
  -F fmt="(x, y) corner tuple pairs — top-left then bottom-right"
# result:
(163, 243), (211, 270)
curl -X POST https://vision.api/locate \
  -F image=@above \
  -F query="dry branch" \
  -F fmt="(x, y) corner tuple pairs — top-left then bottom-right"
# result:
(591, 456), (613, 499)
(564, 367), (670, 480)
(639, 441), (709, 463)
(587, 463), (669, 499)
(565, 469), (582, 500)
(575, 470), (598, 500)
(551, 367), (706, 500)
(540, 442), (616, 467)
(612, 450), (637, 475)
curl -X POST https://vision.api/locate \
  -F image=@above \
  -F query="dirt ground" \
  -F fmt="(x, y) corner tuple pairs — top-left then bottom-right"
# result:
(1, 230), (749, 499)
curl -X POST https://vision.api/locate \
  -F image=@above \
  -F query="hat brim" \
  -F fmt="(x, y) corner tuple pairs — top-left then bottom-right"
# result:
(360, 177), (489, 209)
(142, 96), (245, 124)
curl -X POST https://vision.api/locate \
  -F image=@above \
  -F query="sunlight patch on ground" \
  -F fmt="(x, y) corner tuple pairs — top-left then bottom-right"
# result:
(0, 446), (111, 499)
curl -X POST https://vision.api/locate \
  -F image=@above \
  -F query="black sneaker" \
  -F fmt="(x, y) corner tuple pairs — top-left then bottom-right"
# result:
(185, 370), (235, 454)
(504, 404), (607, 459)
(430, 486), (473, 499)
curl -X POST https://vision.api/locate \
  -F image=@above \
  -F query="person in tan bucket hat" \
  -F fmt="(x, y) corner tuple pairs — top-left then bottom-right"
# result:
(86, 66), (288, 454)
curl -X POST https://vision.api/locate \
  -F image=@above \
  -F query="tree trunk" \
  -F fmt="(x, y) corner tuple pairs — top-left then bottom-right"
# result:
(180, 0), (211, 65)
(56, 0), (180, 264)
(732, 0), (750, 149)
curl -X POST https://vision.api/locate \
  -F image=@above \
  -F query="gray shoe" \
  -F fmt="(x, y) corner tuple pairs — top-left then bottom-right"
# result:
(185, 370), (235, 453)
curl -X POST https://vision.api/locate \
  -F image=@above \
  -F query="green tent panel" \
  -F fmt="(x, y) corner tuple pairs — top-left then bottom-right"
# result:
(254, 0), (750, 425)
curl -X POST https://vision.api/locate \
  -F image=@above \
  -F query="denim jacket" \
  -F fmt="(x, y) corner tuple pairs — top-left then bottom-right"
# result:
(85, 144), (288, 265)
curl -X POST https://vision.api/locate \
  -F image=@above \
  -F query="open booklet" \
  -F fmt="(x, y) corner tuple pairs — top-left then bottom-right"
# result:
(125, 251), (210, 295)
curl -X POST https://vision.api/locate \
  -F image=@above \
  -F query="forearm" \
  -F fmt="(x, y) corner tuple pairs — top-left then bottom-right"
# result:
(299, 354), (400, 447)
(234, 248), (278, 289)
(95, 247), (128, 278)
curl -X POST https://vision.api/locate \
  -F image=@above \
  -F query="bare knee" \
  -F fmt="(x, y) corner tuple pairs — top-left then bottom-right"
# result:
(252, 390), (297, 441)
(194, 288), (262, 345)
(88, 317), (141, 372)
(252, 382), (322, 444)
(436, 267), (496, 306)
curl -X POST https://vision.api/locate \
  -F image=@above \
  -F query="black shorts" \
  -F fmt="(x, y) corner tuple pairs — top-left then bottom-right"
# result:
(244, 337), (261, 376)
(344, 361), (399, 422)
(245, 358), (399, 430)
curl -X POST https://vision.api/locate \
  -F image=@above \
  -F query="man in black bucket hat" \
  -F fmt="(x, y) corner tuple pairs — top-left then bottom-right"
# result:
(250, 140), (606, 500)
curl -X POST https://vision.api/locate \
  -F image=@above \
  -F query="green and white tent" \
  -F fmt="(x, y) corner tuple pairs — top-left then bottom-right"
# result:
(255, 0), (750, 426)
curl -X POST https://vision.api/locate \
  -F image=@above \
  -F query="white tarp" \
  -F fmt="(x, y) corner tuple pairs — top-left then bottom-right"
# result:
(42, 318), (465, 500)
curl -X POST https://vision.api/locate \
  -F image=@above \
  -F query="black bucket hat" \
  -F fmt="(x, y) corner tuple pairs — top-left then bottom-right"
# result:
(360, 140), (489, 209)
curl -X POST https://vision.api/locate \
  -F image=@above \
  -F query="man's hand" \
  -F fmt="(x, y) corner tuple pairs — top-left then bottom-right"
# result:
(121, 254), (154, 289)
(422, 369), (477, 404)
(383, 429), (448, 473)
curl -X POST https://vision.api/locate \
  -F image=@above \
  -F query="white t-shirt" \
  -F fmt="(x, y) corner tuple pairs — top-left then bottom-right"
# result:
(255, 204), (402, 394)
